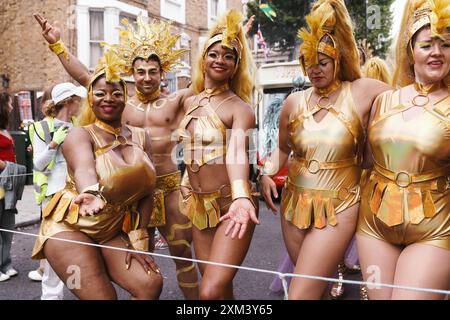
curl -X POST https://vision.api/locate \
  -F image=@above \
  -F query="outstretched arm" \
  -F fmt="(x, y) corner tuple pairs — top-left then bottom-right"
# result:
(63, 128), (105, 216)
(34, 13), (91, 87)
(219, 102), (260, 239)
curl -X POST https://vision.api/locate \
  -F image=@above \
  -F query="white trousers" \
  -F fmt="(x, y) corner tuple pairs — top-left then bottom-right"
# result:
(41, 260), (65, 300)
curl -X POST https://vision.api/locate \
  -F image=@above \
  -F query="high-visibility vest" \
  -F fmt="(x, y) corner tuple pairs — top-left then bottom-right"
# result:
(28, 117), (55, 205)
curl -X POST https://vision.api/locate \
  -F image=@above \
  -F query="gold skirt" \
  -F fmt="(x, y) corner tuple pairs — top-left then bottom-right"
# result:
(281, 179), (360, 229)
(32, 189), (130, 260)
(148, 170), (181, 227)
(179, 182), (258, 230)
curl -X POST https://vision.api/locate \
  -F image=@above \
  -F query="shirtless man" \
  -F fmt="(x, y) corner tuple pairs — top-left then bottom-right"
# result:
(34, 13), (198, 299)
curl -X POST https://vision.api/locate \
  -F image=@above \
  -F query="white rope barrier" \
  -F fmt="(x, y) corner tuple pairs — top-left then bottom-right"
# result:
(1, 227), (449, 299)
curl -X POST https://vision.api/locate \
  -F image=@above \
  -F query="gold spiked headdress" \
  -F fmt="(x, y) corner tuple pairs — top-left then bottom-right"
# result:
(104, 15), (187, 74)
(202, 10), (244, 65)
(393, 0), (450, 86)
(297, 0), (361, 82)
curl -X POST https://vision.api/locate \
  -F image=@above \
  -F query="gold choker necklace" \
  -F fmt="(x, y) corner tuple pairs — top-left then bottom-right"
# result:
(203, 83), (230, 98)
(412, 81), (443, 106)
(315, 80), (342, 98)
(136, 88), (160, 104)
(94, 120), (127, 145)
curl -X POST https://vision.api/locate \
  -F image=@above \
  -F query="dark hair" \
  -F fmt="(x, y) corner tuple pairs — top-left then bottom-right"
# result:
(0, 92), (11, 129)
(132, 55), (163, 72)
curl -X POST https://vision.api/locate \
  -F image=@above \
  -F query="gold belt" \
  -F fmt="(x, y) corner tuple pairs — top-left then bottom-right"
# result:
(293, 154), (360, 174)
(286, 179), (354, 201)
(373, 163), (450, 190)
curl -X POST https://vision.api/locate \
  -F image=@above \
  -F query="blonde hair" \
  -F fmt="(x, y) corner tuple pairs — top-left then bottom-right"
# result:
(363, 57), (392, 84)
(191, 10), (256, 104)
(300, 0), (361, 82)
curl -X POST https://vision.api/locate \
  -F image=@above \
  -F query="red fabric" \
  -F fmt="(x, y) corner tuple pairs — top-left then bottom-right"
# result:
(0, 133), (16, 163)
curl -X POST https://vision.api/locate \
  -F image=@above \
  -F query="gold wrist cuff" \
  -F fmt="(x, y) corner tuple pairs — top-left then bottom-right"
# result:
(80, 183), (107, 204)
(128, 228), (149, 252)
(231, 179), (252, 200)
(48, 40), (69, 61)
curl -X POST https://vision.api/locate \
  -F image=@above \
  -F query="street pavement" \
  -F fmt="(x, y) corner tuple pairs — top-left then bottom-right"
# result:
(1, 186), (362, 300)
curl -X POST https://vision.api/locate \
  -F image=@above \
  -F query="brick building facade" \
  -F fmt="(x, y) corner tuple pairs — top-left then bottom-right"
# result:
(0, 0), (243, 126)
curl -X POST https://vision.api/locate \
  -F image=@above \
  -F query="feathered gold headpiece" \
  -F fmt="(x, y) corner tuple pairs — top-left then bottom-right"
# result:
(92, 49), (127, 84)
(393, 0), (450, 87)
(298, 3), (337, 70)
(104, 15), (187, 74)
(88, 49), (128, 106)
(203, 9), (244, 61)
(408, 0), (450, 40)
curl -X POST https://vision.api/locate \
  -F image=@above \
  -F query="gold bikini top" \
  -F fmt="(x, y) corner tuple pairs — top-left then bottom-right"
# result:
(81, 121), (156, 205)
(287, 81), (365, 175)
(178, 93), (236, 172)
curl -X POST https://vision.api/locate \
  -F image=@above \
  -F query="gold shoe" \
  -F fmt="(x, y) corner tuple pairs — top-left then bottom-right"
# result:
(330, 264), (346, 299)
(360, 284), (369, 300)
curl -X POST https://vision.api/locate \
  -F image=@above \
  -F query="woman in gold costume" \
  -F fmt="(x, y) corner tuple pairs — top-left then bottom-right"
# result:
(356, 0), (450, 300)
(178, 9), (258, 300)
(259, 0), (390, 299)
(31, 50), (163, 299)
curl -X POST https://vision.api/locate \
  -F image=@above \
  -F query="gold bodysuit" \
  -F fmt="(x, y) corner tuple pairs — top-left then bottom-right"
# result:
(282, 81), (364, 229)
(358, 90), (450, 250)
(32, 123), (156, 259)
(177, 94), (252, 230)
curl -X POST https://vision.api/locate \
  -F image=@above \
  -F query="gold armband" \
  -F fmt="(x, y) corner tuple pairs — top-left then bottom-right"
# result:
(180, 170), (191, 189)
(80, 183), (107, 204)
(128, 228), (150, 252)
(48, 40), (69, 61)
(231, 179), (257, 209)
(231, 179), (252, 200)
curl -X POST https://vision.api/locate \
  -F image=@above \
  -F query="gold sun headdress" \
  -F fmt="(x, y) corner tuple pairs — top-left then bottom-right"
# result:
(298, 0), (361, 82)
(202, 9), (244, 68)
(104, 15), (187, 74)
(393, 0), (450, 86)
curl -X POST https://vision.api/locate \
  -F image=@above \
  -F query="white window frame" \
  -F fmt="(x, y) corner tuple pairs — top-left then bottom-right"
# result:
(76, 0), (148, 68)
(161, 0), (186, 24)
(208, 0), (226, 28)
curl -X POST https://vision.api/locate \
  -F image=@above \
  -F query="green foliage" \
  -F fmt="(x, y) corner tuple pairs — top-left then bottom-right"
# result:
(246, 0), (394, 58)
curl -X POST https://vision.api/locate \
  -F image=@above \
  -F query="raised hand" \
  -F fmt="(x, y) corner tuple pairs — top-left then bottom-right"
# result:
(219, 198), (259, 239)
(259, 175), (278, 214)
(33, 13), (61, 44)
(74, 193), (105, 217)
(244, 15), (256, 35)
